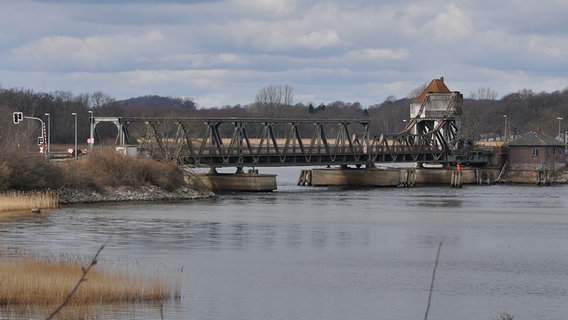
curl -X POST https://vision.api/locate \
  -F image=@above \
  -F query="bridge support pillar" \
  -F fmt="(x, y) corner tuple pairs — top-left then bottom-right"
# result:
(414, 167), (477, 185)
(310, 167), (401, 186)
(306, 166), (499, 187)
(194, 172), (277, 192)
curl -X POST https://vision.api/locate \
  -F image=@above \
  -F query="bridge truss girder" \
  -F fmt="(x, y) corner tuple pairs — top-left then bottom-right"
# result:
(93, 116), (484, 168)
(127, 118), (373, 168)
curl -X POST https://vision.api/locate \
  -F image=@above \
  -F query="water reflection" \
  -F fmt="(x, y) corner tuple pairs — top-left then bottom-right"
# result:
(406, 234), (460, 248)
(407, 193), (464, 208)
(1, 182), (568, 320)
(50, 215), (377, 253)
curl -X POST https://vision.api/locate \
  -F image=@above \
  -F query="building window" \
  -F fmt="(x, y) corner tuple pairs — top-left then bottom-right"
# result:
(532, 148), (539, 157)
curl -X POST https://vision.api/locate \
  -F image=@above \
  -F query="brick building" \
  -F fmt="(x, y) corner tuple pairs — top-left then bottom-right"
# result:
(505, 131), (566, 183)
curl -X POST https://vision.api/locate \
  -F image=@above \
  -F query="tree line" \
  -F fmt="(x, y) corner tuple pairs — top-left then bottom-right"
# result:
(2, 84), (568, 152)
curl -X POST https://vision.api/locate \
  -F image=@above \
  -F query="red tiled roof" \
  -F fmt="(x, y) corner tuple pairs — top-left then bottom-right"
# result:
(412, 76), (451, 102)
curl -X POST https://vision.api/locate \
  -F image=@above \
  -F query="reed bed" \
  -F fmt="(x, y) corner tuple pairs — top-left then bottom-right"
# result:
(0, 255), (181, 319)
(0, 190), (59, 212)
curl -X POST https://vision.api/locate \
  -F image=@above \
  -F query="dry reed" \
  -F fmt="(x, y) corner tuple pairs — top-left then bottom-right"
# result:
(0, 190), (58, 212)
(0, 254), (181, 319)
(59, 148), (185, 192)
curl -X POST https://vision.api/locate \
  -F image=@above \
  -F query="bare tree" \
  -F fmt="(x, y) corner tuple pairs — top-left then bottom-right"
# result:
(407, 83), (428, 100)
(89, 91), (116, 109)
(384, 95), (397, 103)
(0, 105), (30, 148)
(461, 100), (484, 140)
(469, 87), (498, 100)
(281, 84), (294, 106)
(253, 84), (294, 117)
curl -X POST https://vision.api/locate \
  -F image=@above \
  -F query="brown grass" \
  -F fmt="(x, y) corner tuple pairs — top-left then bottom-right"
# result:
(0, 254), (181, 319)
(59, 147), (185, 192)
(0, 146), (186, 194)
(0, 190), (58, 212)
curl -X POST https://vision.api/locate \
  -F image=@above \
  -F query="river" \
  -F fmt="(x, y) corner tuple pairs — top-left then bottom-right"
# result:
(1, 167), (568, 320)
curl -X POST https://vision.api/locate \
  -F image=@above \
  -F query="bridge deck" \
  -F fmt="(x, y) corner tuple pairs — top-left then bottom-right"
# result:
(92, 117), (491, 168)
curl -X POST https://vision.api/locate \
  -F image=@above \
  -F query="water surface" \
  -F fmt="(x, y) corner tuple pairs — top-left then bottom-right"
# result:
(1, 167), (568, 319)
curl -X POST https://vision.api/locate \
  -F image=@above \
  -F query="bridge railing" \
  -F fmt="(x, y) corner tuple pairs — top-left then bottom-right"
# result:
(118, 118), (376, 167)
(94, 117), (454, 168)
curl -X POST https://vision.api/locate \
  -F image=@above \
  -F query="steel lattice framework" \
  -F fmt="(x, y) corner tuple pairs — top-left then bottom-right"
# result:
(92, 99), (490, 169)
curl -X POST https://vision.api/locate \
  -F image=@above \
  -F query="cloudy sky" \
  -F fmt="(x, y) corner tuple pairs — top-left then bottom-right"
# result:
(1, 0), (567, 108)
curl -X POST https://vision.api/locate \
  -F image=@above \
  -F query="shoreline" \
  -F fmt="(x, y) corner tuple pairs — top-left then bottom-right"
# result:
(4, 169), (567, 210)
(56, 185), (215, 205)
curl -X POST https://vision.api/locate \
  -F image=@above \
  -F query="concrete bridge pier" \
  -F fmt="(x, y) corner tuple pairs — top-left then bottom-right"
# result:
(194, 168), (277, 192)
(310, 167), (402, 186)
(306, 165), (501, 187)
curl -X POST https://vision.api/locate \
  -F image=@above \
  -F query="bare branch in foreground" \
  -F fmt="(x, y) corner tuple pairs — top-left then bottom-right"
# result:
(45, 238), (111, 320)
(424, 241), (442, 320)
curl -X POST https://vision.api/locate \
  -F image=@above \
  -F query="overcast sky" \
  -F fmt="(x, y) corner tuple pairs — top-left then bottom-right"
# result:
(1, 0), (567, 108)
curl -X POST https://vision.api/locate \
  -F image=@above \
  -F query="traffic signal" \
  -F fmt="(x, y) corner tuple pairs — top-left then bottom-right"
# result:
(13, 112), (23, 124)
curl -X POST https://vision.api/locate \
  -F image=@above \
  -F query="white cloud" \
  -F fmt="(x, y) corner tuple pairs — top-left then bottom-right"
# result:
(1, 0), (568, 107)
(232, 0), (299, 16)
(160, 53), (250, 69)
(10, 31), (166, 71)
(223, 18), (342, 52)
(296, 30), (341, 49)
(427, 3), (474, 41)
(527, 36), (565, 59)
(345, 49), (409, 61)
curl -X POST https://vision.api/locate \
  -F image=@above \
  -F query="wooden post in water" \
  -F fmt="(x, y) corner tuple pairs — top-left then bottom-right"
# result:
(451, 165), (462, 188)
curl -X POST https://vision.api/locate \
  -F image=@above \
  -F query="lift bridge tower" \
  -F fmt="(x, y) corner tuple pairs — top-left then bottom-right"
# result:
(403, 77), (470, 165)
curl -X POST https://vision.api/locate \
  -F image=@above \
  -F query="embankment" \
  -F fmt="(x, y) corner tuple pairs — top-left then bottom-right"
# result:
(57, 185), (214, 205)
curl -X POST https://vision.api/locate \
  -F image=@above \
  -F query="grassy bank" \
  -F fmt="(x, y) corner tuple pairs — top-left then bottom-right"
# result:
(0, 253), (181, 319)
(0, 146), (196, 210)
(0, 146), (186, 192)
(58, 147), (185, 192)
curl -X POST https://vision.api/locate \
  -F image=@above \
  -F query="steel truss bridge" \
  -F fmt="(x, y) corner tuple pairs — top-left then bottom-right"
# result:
(92, 107), (492, 170)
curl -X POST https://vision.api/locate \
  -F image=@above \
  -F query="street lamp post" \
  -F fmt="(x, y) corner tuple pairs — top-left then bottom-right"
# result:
(503, 115), (508, 143)
(22, 116), (46, 157)
(88, 110), (94, 153)
(44, 113), (50, 159)
(556, 117), (563, 141)
(72, 112), (77, 159)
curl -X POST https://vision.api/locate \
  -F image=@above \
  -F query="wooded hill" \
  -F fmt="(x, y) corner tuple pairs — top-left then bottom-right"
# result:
(2, 86), (568, 151)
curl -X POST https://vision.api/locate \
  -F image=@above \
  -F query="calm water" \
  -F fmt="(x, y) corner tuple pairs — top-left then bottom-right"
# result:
(2, 167), (568, 320)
